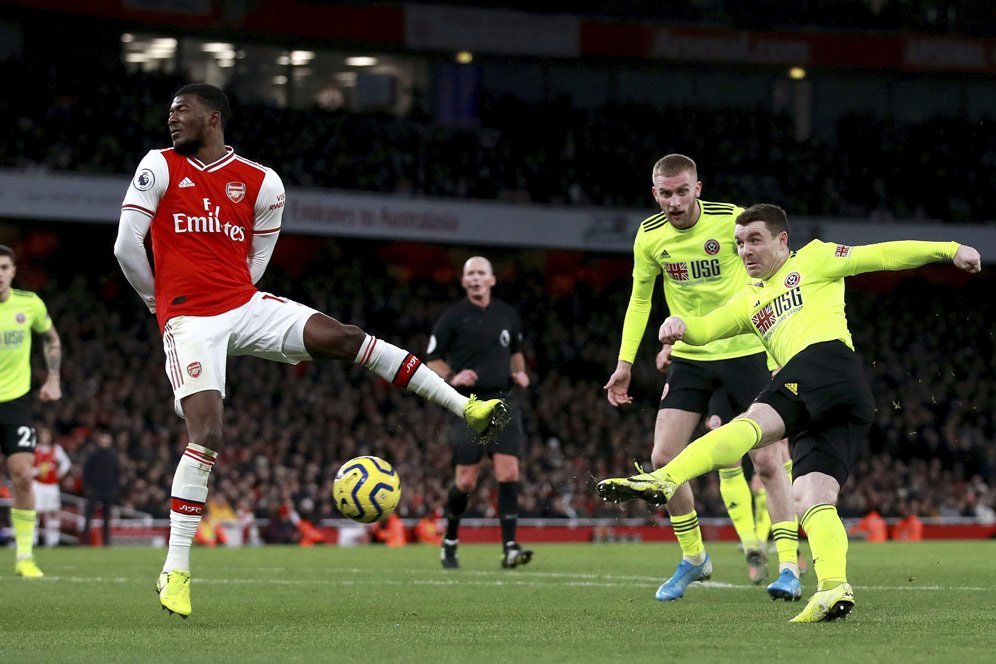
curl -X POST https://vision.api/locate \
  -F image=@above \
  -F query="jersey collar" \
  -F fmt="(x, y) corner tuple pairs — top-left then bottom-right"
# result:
(185, 146), (236, 172)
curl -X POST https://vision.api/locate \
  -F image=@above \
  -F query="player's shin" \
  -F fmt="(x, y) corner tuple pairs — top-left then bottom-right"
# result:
(11, 508), (36, 560)
(354, 335), (467, 415)
(771, 521), (800, 575)
(661, 419), (763, 486)
(800, 504), (848, 589)
(753, 488), (772, 543)
(670, 510), (707, 564)
(718, 467), (760, 551)
(164, 444), (218, 573)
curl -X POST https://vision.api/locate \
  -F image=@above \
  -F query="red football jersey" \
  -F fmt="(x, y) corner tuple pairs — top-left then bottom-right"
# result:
(121, 147), (285, 328)
(34, 445), (68, 485)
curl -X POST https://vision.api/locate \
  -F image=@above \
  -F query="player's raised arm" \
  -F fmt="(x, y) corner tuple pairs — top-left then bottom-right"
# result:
(822, 240), (981, 278)
(659, 300), (747, 347)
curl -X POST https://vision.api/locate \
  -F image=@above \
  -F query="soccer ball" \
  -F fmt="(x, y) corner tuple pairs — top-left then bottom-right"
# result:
(333, 456), (402, 523)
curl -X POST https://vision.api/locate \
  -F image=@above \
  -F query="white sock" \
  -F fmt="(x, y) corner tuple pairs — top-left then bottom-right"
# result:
(45, 518), (60, 547)
(354, 334), (468, 416)
(163, 444), (217, 573)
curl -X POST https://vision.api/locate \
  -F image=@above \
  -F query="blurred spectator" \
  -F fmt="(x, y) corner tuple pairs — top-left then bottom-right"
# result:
(370, 513), (407, 547)
(849, 510), (889, 542)
(82, 432), (120, 546)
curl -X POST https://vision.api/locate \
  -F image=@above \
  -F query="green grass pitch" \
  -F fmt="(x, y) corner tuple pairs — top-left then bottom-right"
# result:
(1, 541), (993, 663)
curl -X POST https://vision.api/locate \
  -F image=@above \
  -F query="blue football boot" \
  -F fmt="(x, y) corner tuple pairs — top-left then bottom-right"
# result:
(654, 555), (713, 601)
(767, 568), (803, 601)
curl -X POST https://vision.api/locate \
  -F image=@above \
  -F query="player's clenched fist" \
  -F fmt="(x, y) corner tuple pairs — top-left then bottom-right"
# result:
(953, 245), (981, 274)
(658, 316), (687, 344)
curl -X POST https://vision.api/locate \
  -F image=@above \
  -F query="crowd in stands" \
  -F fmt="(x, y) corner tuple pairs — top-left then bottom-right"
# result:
(1, 63), (994, 223)
(17, 230), (995, 531)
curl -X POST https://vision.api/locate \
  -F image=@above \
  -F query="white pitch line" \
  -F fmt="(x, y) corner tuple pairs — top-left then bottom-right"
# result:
(6, 574), (990, 592)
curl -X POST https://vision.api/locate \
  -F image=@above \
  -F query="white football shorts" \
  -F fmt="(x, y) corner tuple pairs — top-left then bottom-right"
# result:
(34, 482), (61, 512)
(161, 291), (319, 416)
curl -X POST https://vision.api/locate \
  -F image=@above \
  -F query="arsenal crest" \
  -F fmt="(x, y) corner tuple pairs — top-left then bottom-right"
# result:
(784, 271), (801, 288)
(704, 239), (720, 255)
(187, 362), (202, 378)
(226, 182), (246, 203)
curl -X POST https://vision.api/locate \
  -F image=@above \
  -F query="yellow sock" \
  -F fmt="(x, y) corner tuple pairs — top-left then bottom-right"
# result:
(800, 504), (848, 590)
(753, 488), (771, 543)
(784, 458), (793, 482)
(718, 467), (759, 550)
(11, 508), (36, 561)
(670, 510), (705, 562)
(771, 520), (799, 572)
(659, 419), (762, 486)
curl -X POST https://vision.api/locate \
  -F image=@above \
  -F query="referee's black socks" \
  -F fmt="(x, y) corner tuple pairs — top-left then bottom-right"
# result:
(444, 485), (469, 541)
(498, 481), (521, 549)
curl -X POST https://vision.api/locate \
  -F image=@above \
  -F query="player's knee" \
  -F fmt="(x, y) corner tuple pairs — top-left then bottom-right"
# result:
(191, 426), (224, 453)
(651, 448), (676, 469)
(308, 318), (365, 360)
(10, 467), (33, 492)
(455, 478), (476, 493)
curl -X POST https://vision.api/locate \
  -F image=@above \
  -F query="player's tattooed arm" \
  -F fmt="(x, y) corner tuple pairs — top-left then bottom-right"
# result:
(39, 325), (63, 402)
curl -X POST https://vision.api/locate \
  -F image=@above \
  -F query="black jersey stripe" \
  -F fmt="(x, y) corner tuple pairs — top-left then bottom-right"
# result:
(641, 212), (667, 229)
(700, 201), (735, 209)
(643, 220), (668, 232)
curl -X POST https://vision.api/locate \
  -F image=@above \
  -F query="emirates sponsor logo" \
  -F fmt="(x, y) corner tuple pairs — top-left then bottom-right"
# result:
(187, 361), (202, 378)
(227, 181), (246, 203)
(173, 197), (246, 242)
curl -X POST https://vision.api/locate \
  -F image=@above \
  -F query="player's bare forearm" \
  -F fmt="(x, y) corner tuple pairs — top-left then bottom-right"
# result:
(43, 326), (62, 377)
(39, 326), (63, 401)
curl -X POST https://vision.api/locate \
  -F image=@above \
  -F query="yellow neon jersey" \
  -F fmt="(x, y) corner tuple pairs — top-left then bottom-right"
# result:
(0, 289), (52, 401)
(619, 200), (765, 362)
(680, 240), (960, 367)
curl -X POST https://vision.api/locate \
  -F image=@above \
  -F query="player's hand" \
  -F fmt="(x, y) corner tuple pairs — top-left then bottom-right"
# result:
(450, 369), (478, 387)
(655, 344), (673, 374)
(603, 364), (633, 407)
(511, 371), (530, 389)
(39, 378), (62, 402)
(953, 245), (981, 274)
(658, 316), (687, 344)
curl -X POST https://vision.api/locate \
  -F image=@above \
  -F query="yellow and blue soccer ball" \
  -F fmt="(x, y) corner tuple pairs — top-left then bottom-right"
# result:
(333, 456), (402, 523)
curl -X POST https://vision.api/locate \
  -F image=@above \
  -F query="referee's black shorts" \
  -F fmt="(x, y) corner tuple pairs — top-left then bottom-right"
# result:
(755, 341), (875, 486)
(660, 351), (769, 425)
(449, 394), (525, 465)
(0, 394), (37, 456)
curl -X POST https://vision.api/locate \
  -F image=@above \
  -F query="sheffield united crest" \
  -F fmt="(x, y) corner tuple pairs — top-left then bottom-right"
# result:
(784, 271), (801, 288)
(704, 239), (720, 255)
(226, 182), (246, 203)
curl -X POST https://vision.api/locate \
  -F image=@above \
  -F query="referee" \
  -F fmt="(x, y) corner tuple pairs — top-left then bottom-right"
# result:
(0, 244), (62, 577)
(427, 256), (533, 570)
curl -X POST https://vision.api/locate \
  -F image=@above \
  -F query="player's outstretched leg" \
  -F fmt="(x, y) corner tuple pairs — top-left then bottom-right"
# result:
(157, 570), (192, 618)
(655, 554), (713, 601)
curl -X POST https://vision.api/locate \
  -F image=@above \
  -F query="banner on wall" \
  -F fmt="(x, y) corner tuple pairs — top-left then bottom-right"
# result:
(2, 170), (995, 258)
